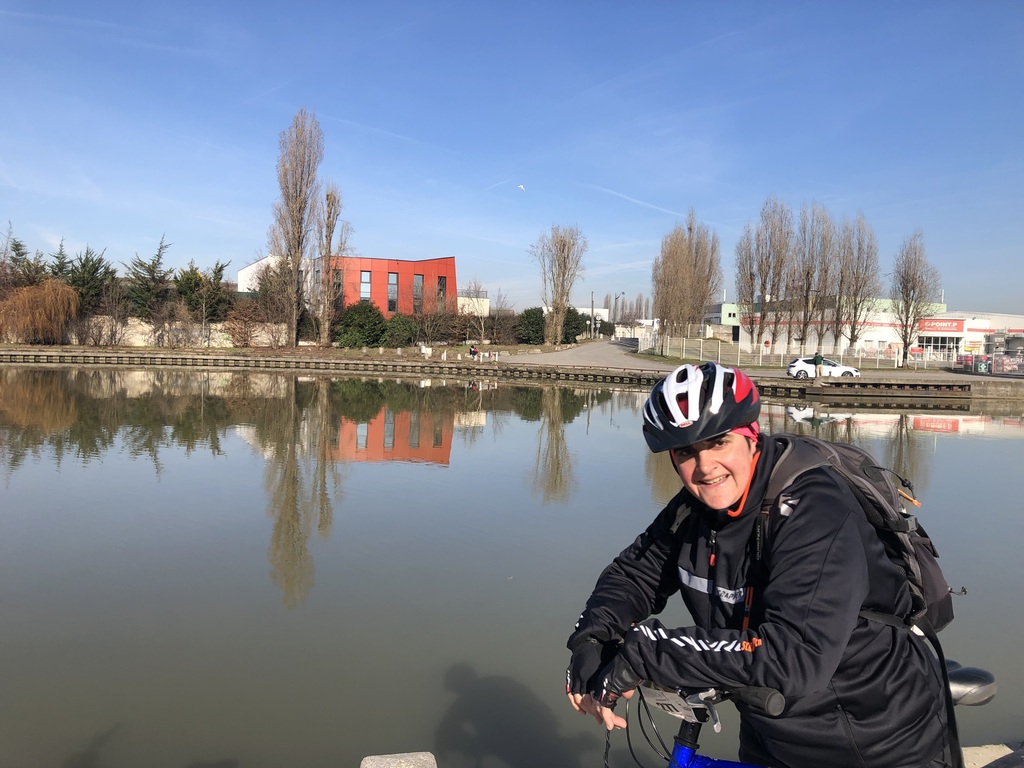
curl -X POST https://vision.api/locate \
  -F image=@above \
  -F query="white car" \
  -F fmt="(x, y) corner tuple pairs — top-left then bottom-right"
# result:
(786, 406), (854, 423)
(787, 357), (861, 379)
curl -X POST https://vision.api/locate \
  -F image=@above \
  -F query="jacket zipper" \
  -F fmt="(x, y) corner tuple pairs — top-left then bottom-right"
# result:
(708, 529), (717, 614)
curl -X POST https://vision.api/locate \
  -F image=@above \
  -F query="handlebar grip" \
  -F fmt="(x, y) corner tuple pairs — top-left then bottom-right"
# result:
(731, 686), (785, 716)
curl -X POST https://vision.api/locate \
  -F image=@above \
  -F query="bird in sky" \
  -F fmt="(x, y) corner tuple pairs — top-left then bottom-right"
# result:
(517, 184), (525, 191)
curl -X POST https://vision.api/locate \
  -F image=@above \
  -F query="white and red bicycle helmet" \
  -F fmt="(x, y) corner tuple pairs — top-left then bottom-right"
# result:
(642, 362), (761, 453)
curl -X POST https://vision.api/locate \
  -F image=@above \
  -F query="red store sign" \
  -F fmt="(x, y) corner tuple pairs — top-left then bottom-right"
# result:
(918, 318), (964, 333)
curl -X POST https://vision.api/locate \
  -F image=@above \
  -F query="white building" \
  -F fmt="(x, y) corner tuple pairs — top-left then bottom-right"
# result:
(237, 254), (277, 293)
(703, 301), (1024, 358)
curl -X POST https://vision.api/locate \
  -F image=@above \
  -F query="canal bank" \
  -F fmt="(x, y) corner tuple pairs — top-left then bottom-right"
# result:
(1, 345), (1022, 405)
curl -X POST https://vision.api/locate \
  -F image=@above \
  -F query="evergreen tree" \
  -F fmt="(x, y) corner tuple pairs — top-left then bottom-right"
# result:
(562, 306), (587, 343)
(124, 235), (173, 319)
(9, 239), (48, 287)
(335, 302), (386, 347)
(67, 246), (117, 315)
(517, 307), (546, 345)
(381, 313), (418, 347)
(49, 239), (73, 281)
(175, 259), (232, 323)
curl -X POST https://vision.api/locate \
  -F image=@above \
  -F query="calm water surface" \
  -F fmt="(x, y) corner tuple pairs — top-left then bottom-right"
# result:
(1, 367), (1021, 768)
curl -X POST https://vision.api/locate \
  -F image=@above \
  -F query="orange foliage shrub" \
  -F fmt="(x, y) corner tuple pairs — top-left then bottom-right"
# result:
(0, 280), (79, 344)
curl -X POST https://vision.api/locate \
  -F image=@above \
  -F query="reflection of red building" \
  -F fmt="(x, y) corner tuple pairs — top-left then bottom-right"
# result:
(330, 256), (457, 319)
(335, 408), (453, 465)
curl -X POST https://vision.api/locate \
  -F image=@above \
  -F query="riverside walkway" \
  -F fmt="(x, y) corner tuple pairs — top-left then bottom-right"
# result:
(2, 341), (1021, 403)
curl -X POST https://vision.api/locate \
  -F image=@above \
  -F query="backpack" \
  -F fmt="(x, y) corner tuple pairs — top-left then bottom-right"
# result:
(756, 434), (966, 768)
(760, 434), (957, 633)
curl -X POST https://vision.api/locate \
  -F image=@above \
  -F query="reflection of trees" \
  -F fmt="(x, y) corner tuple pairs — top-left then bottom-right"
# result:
(784, 414), (856, 444)
(771, 404), (933, 497)
(531, 387), (577, 502)
(645, 449), (683, 507)
(0, 368), (230, 474)
(256, 378), (346, 609)
(884, 413), (931, 497)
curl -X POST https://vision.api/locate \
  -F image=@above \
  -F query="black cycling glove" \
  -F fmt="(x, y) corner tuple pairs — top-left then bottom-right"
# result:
(596, 652), (643, 708)
(565, 637), (619, 696)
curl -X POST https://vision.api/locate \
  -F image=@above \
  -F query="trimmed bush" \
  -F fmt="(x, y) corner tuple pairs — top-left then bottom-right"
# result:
(335, 302), (386, 347)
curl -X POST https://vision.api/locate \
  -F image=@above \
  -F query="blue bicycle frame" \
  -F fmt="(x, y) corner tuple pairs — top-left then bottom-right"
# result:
(666, 718), (757, 768)
(634, 663), (996, 768)
(629, 685), (781, 768)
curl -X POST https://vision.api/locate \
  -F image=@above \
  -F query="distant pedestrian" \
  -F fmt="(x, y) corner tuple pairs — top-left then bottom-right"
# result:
(470, 345), (478, 361)
(813, 351), (824, 378)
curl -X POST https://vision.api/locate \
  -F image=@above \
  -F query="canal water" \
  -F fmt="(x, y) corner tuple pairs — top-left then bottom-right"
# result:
(0, 367), (1021, 768)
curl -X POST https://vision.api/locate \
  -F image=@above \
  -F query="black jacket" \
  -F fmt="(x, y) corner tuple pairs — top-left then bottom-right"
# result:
(568, 435), (948, 768)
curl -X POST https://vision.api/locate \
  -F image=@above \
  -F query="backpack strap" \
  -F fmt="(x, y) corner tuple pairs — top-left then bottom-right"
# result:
(757, 436), (964, 768)
(860, 611), (963, 768)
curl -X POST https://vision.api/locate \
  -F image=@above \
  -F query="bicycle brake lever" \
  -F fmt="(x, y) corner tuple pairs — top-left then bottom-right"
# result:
(685, 690), (723, 733)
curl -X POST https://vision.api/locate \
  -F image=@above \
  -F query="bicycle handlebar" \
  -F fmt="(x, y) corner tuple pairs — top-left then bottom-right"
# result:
(639, 682), (786, 720)
(727, 686), (786, 717)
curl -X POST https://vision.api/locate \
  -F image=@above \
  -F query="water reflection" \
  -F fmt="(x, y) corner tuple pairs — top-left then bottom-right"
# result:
(2, 367), (1022, 766)
(4, 367), (1020, 553)
(764, 403), (1024, 495)
(435, 664), (594, 768)
(531, 388), (577, 502)
(0, 368), (613, 606)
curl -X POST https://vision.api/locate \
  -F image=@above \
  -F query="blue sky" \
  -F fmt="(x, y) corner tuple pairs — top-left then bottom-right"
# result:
(1, 1), (1022, 313)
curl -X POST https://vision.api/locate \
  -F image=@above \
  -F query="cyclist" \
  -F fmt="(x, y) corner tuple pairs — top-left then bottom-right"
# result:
(566, 362), (952, 767)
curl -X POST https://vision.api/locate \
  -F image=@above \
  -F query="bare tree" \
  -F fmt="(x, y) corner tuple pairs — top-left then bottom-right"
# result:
(839, 213), (882, 353)
(758, 197), (794, 348)
(269, 108), (324, 346)
(529, 224), (587, 345)
(254, 261), (293, 348)
(889, 231), (942, 366)
(651, 211), (722, 352)
(0, 223), (13, 300)
(224, 298), (262, 347)
(735, 224), (758, 346)
(489, 287), (517, 344)
(313, 184), (351, 347)
(734, 196), (794, 350)
(149, 299), (196, 348)
(460, 277), (489, 343)
(790, 203), (836, 353)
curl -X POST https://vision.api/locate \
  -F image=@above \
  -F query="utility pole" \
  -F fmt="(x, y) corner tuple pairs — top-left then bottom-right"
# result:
(591, 291), (595, 338)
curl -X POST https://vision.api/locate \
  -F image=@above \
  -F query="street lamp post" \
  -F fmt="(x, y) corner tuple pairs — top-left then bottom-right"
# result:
(613, 291), (625, 323)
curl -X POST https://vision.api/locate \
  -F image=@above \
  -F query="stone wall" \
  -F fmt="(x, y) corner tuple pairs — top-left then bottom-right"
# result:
(75, 317), (289, 349)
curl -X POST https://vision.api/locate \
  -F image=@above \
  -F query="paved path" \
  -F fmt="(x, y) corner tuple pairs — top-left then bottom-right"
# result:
(507, 340), (977, 382)
(510, 339), (677, 372)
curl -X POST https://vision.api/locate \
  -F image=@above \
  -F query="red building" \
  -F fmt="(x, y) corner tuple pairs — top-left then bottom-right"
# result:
(334, 407), (453, 466)
(330, 256), (458, 318)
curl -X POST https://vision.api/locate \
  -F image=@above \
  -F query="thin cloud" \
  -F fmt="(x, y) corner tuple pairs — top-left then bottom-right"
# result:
(319, 112), (463, 156)
(583, 184), (686, 218)
(0, 9), (204, 57)
(481, 179), (512, 192)
(239, 83), (289, 107)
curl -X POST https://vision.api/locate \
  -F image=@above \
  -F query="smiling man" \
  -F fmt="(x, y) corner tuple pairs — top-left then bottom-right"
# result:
(565, 362), (954, 768)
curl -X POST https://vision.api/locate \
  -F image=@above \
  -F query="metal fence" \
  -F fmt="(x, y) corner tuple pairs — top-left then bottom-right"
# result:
(649, 337), (950, 371)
